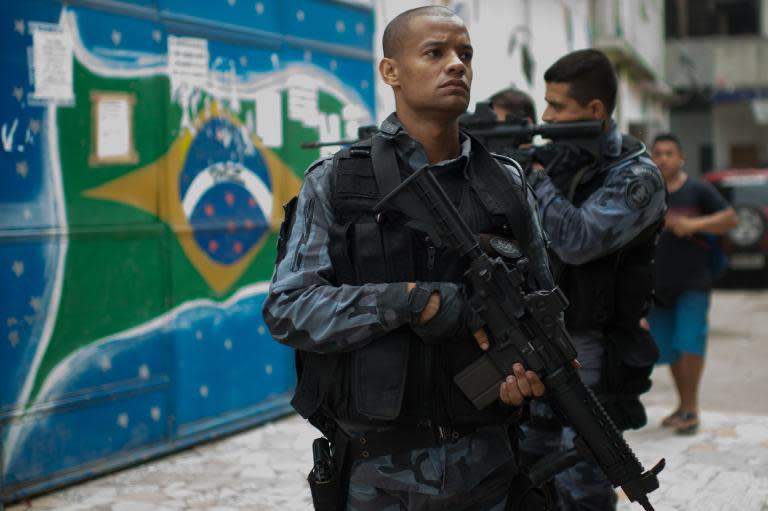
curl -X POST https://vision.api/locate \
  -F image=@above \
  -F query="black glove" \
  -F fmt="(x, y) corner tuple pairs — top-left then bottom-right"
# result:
(530, 143), (560, 170)
(408, 282), (485, 343)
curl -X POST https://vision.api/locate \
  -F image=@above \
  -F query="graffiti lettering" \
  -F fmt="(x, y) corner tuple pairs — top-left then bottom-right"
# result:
(2, 118), (19, 152)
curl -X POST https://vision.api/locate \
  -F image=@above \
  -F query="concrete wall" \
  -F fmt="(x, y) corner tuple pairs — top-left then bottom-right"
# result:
(712, 102), (768, 169)
(673, 102), (768, 177)
(667, 37), (768, 90)
(670, 110), (713, 177)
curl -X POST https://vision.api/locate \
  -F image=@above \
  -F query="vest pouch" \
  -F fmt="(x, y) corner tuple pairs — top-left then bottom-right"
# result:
(352, 222), (387, 283)
(352, 329), (410, 420)
(328, 222), (355, 285)
(292, 351), (344, 435)
(598, 327), (658, 430)
(612, 245), (655, 329)
(562, 259), (616, 331)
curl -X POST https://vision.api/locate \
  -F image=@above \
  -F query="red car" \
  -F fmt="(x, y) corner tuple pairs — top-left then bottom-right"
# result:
(704, 168), (768, 285)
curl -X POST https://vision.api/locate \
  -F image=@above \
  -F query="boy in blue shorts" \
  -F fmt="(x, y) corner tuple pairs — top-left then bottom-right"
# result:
(649, 133), (738, 434)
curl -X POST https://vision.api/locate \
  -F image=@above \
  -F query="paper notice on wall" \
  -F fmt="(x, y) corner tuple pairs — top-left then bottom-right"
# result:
(96, 97), (132, 159)
(32, 28), (74, 102)
(168, 36), (209, 94)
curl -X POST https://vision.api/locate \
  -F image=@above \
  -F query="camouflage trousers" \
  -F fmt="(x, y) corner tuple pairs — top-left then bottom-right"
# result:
(520, 333), (617, 511)
(345, 424), (518, 511)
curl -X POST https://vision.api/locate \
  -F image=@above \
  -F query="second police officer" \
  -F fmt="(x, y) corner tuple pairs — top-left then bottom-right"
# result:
(521, 49), (667, 511)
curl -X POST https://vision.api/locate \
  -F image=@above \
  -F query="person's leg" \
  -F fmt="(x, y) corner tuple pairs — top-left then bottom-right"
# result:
(554, 426), (617, 511)
(669, 291), (711, 433)
(549, 334), (616, 511)
(347, 482), (405, 511)
(436, 459), (517, 511)
(648, 304), (683, 425)
(347, 466), (407, 511)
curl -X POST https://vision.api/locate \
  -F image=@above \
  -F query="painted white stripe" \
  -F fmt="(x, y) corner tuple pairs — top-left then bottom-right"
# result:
(4, 280), (272, 472)
(4, 105), (70, 473)
(181, 162), (273, 221)
(65, 11), (168, 78)
(34, 281), (271, 402)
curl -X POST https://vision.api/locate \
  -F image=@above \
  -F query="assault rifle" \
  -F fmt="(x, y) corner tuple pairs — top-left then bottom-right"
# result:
(459, 101), (602, 169)
(300, 125), (378, 149)
(373, 165), (665, 511)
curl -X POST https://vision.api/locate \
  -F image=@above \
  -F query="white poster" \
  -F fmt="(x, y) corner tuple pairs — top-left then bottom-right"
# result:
(32, 28), (74, 102)
(168, 36), (209, 94)
(96, 97), (131, 159)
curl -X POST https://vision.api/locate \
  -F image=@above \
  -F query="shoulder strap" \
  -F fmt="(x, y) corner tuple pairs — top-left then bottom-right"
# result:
(468, 136), (555, 289)
(370, 135), (403, 197)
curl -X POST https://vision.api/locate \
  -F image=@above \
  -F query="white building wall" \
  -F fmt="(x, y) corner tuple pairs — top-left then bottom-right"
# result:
(593, 0), (665, 79)
(615, 75), (668, 141)
(763, 0), (768, 36)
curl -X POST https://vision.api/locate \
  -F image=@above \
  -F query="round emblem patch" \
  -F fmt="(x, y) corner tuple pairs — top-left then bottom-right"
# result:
(489, 237), (522, 259)
(625, 178), (653, 210)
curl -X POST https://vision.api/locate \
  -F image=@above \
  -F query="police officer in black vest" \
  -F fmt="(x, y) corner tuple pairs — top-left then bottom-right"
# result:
(264, 6), (560, 510)
(521, 49), (667, 511)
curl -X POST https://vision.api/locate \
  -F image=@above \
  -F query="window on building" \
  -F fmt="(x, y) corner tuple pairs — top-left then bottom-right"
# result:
(665, 0), (760, 38)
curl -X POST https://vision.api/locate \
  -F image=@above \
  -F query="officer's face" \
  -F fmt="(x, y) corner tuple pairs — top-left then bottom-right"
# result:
(542, 82), (604, 123)
(651, 140), (685, 179)
(380, 15), (473, 119)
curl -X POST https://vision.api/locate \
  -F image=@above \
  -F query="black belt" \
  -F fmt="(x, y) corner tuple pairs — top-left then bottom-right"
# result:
(344, 421), (481, 461)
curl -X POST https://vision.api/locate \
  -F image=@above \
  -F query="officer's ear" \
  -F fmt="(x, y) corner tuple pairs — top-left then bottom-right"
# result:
(586, 98), (607, 121)
(379, 57), (399, 87)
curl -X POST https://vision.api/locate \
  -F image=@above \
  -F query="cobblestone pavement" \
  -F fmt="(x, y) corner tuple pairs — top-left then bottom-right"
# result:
(7, 290), (768, 511)
(6, 406), (768, 511)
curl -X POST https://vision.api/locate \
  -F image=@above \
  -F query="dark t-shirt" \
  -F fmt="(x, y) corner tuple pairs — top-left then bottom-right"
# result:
(654, 177), (730, 303)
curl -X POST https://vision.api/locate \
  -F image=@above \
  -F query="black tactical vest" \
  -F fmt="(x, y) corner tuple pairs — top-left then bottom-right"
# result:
(291, 134), (542, 431)
(550, 135), (663, 429)
(551, 136), (661, 339)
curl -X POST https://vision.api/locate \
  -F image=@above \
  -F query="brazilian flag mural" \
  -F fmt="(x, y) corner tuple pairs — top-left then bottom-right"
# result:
(0, 0), (374, 501)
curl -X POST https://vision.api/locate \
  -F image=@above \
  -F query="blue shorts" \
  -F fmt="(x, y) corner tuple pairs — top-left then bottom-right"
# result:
(649, 291), (711, 364)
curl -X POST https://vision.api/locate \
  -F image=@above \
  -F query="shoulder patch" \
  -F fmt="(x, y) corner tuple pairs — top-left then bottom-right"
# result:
(304, 155), (333, 176)
(624, 164), (662, 210)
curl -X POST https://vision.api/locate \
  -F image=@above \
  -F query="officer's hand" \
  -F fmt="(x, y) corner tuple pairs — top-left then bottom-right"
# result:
(419, 292), (441, 323)
(499, 363), (545, 406)
(473, 327), (490, 351)
(408, 282), (478, 343)
(406, 282), (441, 324)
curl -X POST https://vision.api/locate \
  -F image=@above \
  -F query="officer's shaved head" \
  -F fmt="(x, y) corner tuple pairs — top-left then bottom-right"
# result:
(382, 6), (462, 58)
